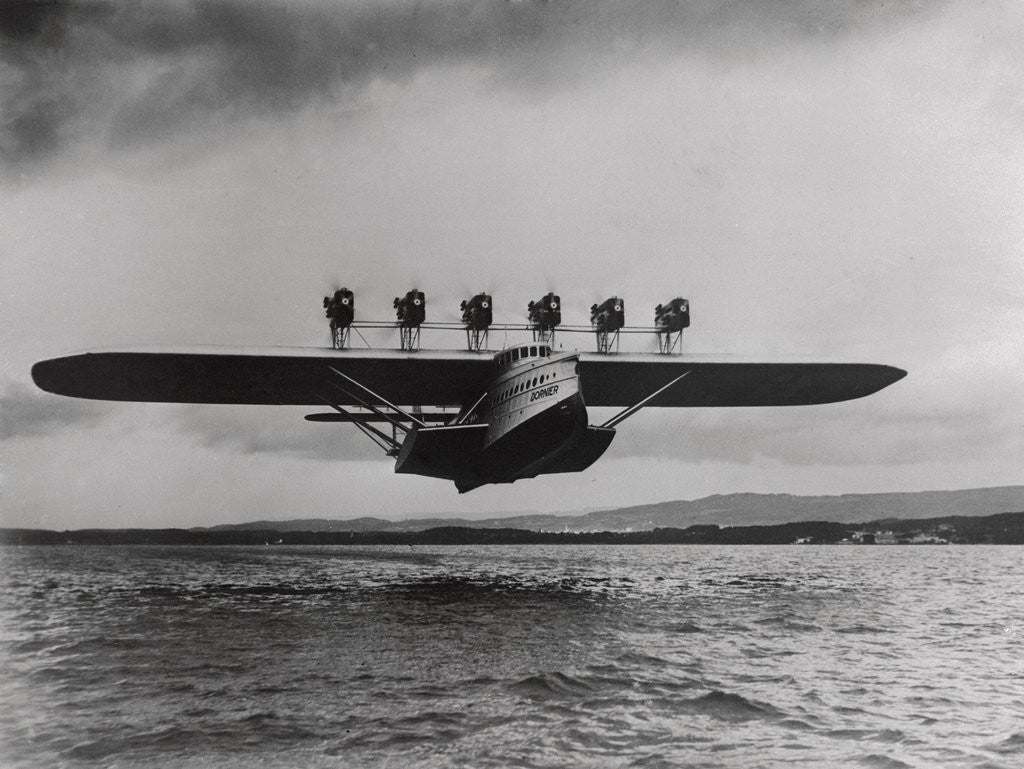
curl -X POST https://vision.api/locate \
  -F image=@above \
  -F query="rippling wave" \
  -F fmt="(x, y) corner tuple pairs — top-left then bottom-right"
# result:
(1, 544), (1020, 767)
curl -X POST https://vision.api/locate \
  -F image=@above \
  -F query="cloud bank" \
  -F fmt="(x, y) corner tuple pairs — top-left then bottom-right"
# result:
(2, 0), (948, 172)
(0, 382), (110, 439)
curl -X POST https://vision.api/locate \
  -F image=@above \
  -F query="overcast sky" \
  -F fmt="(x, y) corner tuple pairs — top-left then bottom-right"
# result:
(2, 0), (1022, 529)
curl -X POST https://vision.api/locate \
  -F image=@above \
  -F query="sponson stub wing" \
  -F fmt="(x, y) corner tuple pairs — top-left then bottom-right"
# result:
(32, 345), (906, 408)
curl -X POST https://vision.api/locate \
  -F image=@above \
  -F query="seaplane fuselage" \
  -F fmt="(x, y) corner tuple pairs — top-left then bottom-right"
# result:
(394, 344), (614, 492)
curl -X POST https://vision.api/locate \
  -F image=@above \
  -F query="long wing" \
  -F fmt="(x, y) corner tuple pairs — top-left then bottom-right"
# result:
(578, 354), (906, 407)
(31, 347), (492, 407)
(31, 346), (905, 408)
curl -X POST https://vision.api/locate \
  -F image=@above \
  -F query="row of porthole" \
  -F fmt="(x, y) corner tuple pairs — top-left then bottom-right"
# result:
(494, 372), (556, 405)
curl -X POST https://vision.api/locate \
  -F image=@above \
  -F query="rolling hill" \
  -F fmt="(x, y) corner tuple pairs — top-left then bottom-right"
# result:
(205, 485), (1024, 533)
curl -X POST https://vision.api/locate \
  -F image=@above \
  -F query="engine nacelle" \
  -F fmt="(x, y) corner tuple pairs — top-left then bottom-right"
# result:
(590, 296), (625, 333)
(323, 288), (355, 327)
(654, 297), (690, 332)
(460, 293), (492, 330)
(394, 289), (426, 327)
(527, 292), (561, 330)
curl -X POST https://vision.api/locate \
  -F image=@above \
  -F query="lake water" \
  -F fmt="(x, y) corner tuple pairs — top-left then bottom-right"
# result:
(1, 544), (1022, 768)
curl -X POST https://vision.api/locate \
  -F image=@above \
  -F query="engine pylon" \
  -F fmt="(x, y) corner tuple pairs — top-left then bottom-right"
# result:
(527, 292), (561, 346)
(394, 289), (425, 351)
(654, 297), (690, 354)
(324, 288), (355, 349)
(591, 296), (624, 354)
(460, 293), (492, 352)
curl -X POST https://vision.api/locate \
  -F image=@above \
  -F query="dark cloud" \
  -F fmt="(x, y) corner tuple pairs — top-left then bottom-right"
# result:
(0, 0), (69, 43)
(0, 382), (110, 439)
(1, 0), (946, 172)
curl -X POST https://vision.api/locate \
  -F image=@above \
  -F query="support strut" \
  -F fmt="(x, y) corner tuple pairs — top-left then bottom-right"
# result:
(657, 329), (684, 354)
(332, 325), (351, 350)
(532, 327), (556, 346)
(314, 394), (401, 455)
(600, 371), (690, 429)
(465, 327), (488, 352)
(595, 329), (620, 354)
(326, 381), (410, 434)
(399, 326), (421, 351)
(327, 366), (428, 428)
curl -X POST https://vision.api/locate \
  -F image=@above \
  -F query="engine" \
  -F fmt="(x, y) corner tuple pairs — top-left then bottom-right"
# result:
(394, 289), (426, 327)
(323, 288), (355, 327)
(654, 298), (690, 332)
(527, 292), (561, 330)
(460, 293), (493, 330)
(590, 296), (625, 333)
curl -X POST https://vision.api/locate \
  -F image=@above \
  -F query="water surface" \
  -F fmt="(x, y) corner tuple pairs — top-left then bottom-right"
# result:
(1, 544), (1021, 767)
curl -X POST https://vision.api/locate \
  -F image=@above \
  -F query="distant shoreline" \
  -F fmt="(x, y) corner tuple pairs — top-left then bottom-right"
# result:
(3, 510), (1023, 546)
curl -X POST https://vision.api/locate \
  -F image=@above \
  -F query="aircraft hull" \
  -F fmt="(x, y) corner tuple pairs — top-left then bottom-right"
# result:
(394, 390), (597, 492)
(474, 390), (590, 490)
(485, 350), (580, 447)
(392, 346), (626, 490)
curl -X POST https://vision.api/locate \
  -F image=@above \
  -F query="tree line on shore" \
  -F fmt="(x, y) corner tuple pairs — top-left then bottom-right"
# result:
(3, 511), (1024, 545)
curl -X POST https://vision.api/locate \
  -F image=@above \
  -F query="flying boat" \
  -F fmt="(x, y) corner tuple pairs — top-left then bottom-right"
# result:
(31, 289), (906, 492)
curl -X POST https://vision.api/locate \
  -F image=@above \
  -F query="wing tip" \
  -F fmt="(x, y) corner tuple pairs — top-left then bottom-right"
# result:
(839, 363), (906, 403)
(31, 353), (118, 401)
(30, 357), (66, 396)
(880, 364), (908, 387)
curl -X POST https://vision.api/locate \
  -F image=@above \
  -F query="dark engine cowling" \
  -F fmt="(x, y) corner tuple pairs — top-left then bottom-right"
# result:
(323, 288), (355, 327)
(394, 289), (426, 327)
(527, 292), (561, 330)
(590, 296), (625, 333)
(654, 297), (690, 332)
(460, 293), (492, 330)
